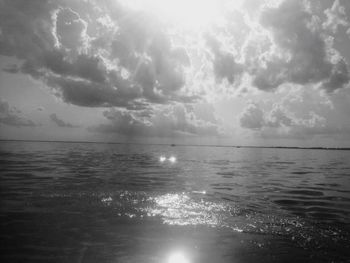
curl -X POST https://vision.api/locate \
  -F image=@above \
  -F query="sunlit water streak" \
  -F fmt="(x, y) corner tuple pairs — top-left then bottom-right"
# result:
(1, 141), (350, 262)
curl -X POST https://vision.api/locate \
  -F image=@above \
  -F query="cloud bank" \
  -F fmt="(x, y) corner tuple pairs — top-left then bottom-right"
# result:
(239, 86), (350, 141)
(1, 0), (350, 141)
(50, 113), (79, 128)
(89, 104), (222, 137)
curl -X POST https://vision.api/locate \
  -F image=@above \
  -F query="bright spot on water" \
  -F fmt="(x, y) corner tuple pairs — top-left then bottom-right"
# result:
(167, 251), (190, 263)
(168, 156), (177, 163)
(146, 193), (228, 226)
(159, 155), (176, 163)
(101, 197), (112, 203)
(192, 190), (206, 194)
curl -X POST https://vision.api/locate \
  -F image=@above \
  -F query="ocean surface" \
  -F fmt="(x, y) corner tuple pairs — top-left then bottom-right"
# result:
(0, 141), (350, 263)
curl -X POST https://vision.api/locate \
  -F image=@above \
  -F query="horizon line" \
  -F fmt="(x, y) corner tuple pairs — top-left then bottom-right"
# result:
(0, 139), (349, 151)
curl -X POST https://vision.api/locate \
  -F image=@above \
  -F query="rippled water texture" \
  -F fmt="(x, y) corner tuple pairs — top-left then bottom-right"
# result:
(1, 141), (350, 262)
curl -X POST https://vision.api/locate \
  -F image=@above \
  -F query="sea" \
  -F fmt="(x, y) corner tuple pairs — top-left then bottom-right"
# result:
(0, 141), (349, 263)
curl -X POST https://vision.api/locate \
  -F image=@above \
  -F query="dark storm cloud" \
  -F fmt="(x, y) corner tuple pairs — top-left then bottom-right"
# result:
(0, 98), (37, 127)
(0, 0), (194, 110)
(89, 105), (221, 137)
(0, 0), (56, 58)
(41, 51), (107, 83)
(90, 109), (153, 136)
(206, 35), (243, 84)
(253, 0), (350, 92)
(110, 12), (192, 104)
(49, 113), (78, 128)
(46, 75), (143, 109)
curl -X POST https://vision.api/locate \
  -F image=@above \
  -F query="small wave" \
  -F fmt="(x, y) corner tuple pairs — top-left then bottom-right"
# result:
(284, 189), (324, 196)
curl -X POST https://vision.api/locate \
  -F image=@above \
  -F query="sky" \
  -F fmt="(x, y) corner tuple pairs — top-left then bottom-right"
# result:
(0, 0), (350, 147)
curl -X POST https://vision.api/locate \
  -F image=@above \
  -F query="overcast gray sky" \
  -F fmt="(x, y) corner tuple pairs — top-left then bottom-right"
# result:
(1, 0), (350, 147)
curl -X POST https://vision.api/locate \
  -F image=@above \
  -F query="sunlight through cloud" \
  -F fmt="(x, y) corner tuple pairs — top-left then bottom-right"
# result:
(119, 0), (224, 29)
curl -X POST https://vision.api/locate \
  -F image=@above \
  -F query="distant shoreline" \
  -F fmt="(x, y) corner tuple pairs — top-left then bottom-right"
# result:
(1, 139), (350, 151)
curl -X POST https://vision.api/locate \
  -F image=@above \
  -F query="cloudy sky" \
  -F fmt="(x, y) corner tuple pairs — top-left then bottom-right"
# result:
(0, 0), (350, 147)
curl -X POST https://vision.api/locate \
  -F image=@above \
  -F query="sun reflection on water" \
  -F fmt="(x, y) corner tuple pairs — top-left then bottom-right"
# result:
(146, 192), (228, 226)
(167, 251), (190, 263)
(98, 191), (244, 232)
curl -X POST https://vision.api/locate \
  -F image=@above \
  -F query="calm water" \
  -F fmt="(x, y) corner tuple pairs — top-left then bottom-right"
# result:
(0, 141), (350, 263)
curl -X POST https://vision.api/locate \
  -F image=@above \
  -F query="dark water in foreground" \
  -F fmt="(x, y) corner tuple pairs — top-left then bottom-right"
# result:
(0, 141), (350, 263)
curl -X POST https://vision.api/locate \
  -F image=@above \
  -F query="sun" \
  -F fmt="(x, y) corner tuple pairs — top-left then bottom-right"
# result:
(119, 0), (224, 29)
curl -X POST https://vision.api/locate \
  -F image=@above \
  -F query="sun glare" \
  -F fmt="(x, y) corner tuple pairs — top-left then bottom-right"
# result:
(167, 251), (190, 263)
(119, 0), (223, 29)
